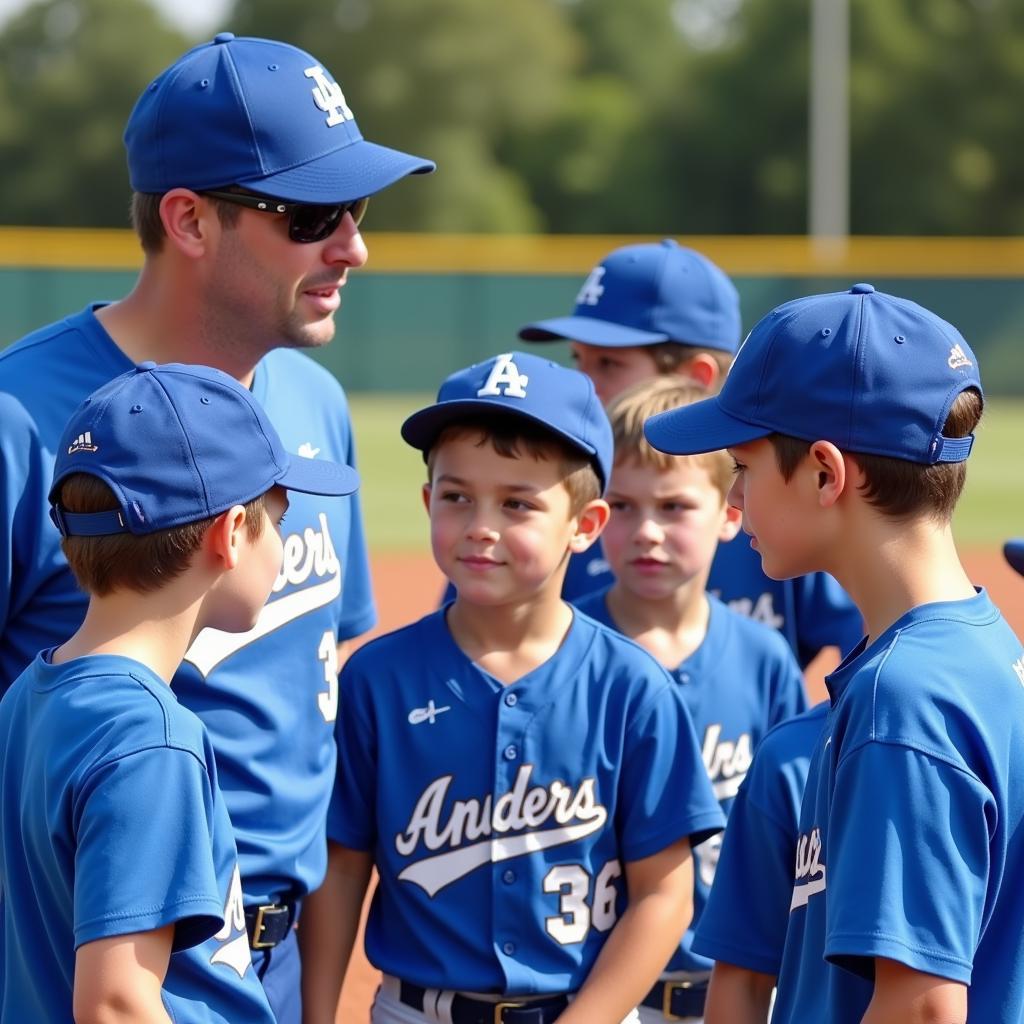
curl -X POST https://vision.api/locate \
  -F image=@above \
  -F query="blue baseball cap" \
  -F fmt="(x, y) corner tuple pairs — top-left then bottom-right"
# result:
(125, 33), (435, 202)
(401, 351), (613, 491)
(1005, 540), (1024, 577)
(519, 240), (741, 354)
(49, 362), (360, 537)
(644, 283), (982, 465)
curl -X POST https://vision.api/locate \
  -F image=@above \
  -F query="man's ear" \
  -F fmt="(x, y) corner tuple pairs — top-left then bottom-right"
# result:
(808, 440), (848, 508)
(570, 499), (610, 553)
(677, 352), (721, 393)
(205, 505), (248, 571)
(159, 188), (217, 259)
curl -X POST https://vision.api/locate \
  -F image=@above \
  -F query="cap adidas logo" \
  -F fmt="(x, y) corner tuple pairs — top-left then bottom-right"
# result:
(68, 431), (98, 454)
(948, 344), (973, 370)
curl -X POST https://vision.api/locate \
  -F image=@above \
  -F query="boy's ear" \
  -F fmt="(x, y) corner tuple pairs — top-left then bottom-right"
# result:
(808, 441), (848, 508)
(205, 504), (249, 570)
(569, 498), (610, 553)
(719, 502), (742, 542)
(677, 352), (721, 393)
(421, 482), (432, 515)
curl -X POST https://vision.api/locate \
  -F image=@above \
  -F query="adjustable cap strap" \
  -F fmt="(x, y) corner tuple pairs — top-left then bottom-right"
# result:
(49, 505), (129, 537)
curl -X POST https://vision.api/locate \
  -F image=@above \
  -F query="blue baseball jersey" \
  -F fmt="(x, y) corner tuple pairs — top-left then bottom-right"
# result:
(773, 590), (1024, 1024)
(559, 534), (862, 668)
(692, 701), (828, 975)
(573, 589), (807, 973)
(0, 652), (275, 1023)
(0, 306), (375, 902)
(327, 607), (725, 994)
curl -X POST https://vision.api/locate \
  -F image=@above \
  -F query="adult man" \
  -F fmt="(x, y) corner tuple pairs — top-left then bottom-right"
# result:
(0, 33), (433, 1022)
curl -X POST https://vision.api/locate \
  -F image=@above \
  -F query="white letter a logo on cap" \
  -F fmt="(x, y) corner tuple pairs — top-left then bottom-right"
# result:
(477, 353), (529, 399)
(304, 65), (354, 127)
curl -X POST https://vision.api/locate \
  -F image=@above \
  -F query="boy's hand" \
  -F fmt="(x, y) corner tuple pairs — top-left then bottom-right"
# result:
(73, 923), (174, 1023)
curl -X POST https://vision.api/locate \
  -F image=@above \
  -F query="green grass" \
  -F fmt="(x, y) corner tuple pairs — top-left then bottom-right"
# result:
(349, 394), (1023, 553)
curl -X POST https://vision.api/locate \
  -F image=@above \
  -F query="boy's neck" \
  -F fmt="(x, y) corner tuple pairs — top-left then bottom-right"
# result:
(446, 590), (574, 686)
(51, 584), (208, 685)
(828, 514), (976, 645)
(605, 578), (711, 669)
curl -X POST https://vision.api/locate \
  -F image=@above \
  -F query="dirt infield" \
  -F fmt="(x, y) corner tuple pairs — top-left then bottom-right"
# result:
(334, 545), (1022, 1021)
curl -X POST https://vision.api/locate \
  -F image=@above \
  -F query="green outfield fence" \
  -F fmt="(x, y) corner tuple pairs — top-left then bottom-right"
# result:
(1, 230), (1023, 393)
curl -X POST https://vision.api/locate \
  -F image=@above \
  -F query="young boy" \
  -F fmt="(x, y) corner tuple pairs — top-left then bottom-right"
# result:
(304, 352), (725, 1024)
(571, 377), (807, 1022)
(0, 362), (359, 1022)
(694, 702), (828, 1023)
(644, 283), (1024, 1023)
(518, 239), (862, 667)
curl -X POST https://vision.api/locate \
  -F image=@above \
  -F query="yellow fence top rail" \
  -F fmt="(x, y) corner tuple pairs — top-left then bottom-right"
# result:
(1, 227), (1023, 277)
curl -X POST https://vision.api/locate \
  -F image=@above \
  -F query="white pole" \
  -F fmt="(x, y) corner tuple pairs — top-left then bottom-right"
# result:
(809, 0), (849, 250)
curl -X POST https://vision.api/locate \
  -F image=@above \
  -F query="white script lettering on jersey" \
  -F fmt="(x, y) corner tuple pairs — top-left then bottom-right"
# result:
(701, 723), (753, 800)
(1012, 655), (1024, 687)
(790, 826), (827, 911)
(477, 353), (529, 399)
(725, 591), (785, 631)
(185, 513), (342, 677)
(395, 765), (608, 896)
(575, 266), (606, 307)
(210, 865), (252, 978)
(304, 65), (354, 126)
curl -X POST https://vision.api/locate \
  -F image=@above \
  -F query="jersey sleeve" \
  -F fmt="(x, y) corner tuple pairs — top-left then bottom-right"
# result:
(793, 572), (863, 665)
(335, 399), (376, 641)
(823, 741), (993, 984)
(73, 746), (226, 951)
(617, 680), (725, 862)
(327, 659), (378, 850)
(692, 782), (795, 974)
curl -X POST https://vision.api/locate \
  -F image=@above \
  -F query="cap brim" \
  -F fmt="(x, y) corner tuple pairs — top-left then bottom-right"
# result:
(644, 397), (771, 456)
(1004, 539), (1024, 577)
(237, 137), (435, 203)
(518, 315), (667, 347)
(277, 456), (360, 496)
(402, 399), (599, 466)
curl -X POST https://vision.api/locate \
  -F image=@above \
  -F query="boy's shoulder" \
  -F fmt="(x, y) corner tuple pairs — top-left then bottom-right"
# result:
(751, 700), (829, 774)
(707, 593), (799, 666)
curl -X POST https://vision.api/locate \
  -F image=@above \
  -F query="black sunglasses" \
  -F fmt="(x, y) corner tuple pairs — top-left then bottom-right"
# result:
(202, 189), (369, 243)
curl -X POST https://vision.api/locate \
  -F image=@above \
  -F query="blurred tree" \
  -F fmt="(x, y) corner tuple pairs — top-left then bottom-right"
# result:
(228, 0), (580, 231)
(0, 0), (189, 227)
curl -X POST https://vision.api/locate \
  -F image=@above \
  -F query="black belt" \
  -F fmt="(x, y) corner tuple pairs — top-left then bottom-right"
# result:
(399, 980), (568, 1024)
(641, 977), (709, 1020)
(244, 900), (298, 950)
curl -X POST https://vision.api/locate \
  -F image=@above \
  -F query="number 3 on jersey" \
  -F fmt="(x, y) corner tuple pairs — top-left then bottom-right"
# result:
(317, 631), (339, 722)
(543, 859), (622, 945)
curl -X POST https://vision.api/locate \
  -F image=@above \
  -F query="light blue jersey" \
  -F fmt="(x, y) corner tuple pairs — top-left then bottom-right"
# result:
(574, 589), (807, 973)
(0, 306), (375, 903)
(327, 607), (724, 994)
(773, 591), (1024, 1023)
(693, 701), (828, 975)
(0, 652), (274, 1023)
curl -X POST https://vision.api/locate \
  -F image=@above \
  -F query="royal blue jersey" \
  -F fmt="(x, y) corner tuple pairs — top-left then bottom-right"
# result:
(0, 652), (275, 1023)
(559, 534), (862, 668)
(327, 607), (725, 994)
(0, 306), (375, 902)
(773, 590), (1024, 1024)
(574, 589), (807, 973)
(692, 702), (828, 975)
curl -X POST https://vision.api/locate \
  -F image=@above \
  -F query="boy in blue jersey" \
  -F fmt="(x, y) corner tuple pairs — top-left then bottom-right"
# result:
(303, 352), (725, 1024)
(0, 362), (360, 1022)
(572, 377), (807, 1022)
(694, 702), (828, 1023)
(0, 34), (432, 1021)
(645, 283), (1024, 1024)
(518, 240), (862, 667)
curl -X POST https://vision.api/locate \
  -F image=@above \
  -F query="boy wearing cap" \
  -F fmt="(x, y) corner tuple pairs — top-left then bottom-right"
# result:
(0, 35), (432, 1019)
(519, 240), (863, 669)
(644, 284), (1024, 1022)
(304, 352), (724, 1024)
(572, 377), (807, 1023)
(0, 362), (360, 1022)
